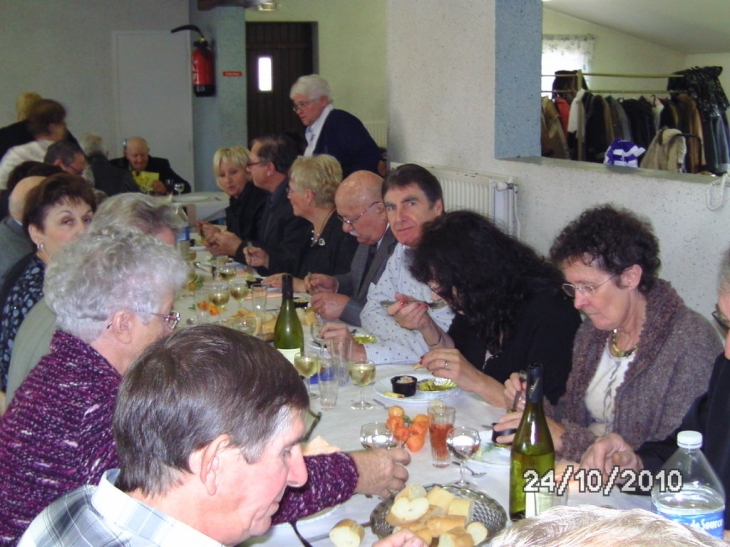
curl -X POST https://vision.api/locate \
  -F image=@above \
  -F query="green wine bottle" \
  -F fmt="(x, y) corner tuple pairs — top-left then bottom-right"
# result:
(273, 273), (303, 364)
(509, 363), (555, 520)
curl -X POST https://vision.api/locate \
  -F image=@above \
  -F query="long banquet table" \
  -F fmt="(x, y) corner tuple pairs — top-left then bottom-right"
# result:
(240, 361), (652, 546)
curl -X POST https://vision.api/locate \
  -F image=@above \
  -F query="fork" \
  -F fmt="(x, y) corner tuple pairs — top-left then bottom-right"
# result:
(290, 521), (314, 547)
(302, 407), (322, 442)
(452, 461), (487, 477)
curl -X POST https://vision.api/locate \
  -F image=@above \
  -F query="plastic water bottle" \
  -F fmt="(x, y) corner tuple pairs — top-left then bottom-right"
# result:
(174, 204), (190, 243)
(651, 430), (725, 538)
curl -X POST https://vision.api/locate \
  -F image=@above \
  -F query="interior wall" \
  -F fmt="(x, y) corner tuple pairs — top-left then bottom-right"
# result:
(543, 8), (686, 93)
(0, 0), (188, 157)
(245, 0), (387, 128)
(686, 53), (730, 97)
(387, 0), (729, 322)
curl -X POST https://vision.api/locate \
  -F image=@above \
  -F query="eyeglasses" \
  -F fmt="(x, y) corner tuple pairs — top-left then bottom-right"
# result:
(292, 100), (314, 112)
(712, 305), (730, 333)
(338, 202), (380, 226)
(64, 162), (85, 176)
(246, 160), (266, 168)
(286, 185), (302, 196)
(562, 275), (617, 298)
(105, 310), (181, 330)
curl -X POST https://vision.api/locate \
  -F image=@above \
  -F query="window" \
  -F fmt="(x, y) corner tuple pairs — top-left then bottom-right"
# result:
(258, 56), (272, 92)
(541, 35), (594, 96)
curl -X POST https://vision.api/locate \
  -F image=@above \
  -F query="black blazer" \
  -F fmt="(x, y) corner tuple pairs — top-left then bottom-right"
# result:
(313, 109), (381, 177)
(87, 153), (140, 197)
(109, 155), (191, 193)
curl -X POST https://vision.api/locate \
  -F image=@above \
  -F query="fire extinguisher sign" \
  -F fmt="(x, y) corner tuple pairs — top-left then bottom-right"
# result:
(222, 71), (243, 77)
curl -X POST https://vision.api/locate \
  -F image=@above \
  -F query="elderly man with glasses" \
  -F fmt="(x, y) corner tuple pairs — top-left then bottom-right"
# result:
(290, 74), (381, 178)
(306, 170), (396, 326)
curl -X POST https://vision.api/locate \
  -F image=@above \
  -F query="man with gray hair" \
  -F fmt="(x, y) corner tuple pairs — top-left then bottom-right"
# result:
(20, 326), (423, 547)
(5, 193), (184, 402)
(290, 74), (380, 177)
(43, 140), (88, 180)
(80, 133), (140, 197)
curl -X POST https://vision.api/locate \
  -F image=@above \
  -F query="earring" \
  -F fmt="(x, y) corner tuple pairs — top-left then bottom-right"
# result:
(36, 242), (44, 251)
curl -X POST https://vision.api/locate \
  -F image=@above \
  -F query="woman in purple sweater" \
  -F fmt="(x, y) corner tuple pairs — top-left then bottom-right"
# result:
(0, 224), (409, 545)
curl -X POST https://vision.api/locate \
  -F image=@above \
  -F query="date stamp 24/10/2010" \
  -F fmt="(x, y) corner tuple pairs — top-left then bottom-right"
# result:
(523, 465), (683, 496)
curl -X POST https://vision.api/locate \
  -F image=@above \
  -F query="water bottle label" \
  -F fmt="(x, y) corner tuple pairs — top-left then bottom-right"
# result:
(277, 347), (299, 365)
(655, 508), (724, 538)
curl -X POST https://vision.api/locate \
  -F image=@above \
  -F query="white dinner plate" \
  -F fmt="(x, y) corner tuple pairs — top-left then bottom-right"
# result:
(174, 194), (211, 204)
(470, 430), (510, 468)
(373, 373), (461, 404)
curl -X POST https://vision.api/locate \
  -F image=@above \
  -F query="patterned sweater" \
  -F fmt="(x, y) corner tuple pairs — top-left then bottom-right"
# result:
(0, 331), (358, 545)
(549, 279), (721, 462)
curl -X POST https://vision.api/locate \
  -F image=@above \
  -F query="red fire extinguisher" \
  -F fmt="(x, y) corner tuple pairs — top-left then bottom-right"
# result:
(171, 25), (216, 97)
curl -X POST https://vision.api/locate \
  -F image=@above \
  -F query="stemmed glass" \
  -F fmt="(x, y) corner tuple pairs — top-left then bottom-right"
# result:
(310, 317), (325, 348)
(218, 263), (237, 282)
(360, 423), (396, 449)
(173, 181), (185, 196)
(293, 351), (320, 400)
(446, 426), (482, 487)
(348, 360), (376, 410)
(229, 278), (249, 309)
(208, 280), (230, 314)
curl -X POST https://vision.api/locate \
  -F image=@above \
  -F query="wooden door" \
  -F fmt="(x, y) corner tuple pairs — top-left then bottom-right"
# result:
(246, 23), (313, 143)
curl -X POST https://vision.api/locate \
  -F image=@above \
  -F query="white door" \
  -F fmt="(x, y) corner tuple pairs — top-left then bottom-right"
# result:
(112, 31), (195, 188)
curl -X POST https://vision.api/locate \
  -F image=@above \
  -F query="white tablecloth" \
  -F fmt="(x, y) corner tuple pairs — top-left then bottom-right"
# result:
(173, 191), (228, 222)
(240, 363), (652, 546)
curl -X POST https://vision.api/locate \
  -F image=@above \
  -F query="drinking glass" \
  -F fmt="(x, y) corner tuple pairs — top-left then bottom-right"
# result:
(310, 317), (325, 348)
(318, 356), (339, 410)
(360, 422), (396, 449)
(447, 426), (481, 487)
(428, 404), (456, 468)
(229, 279), (249, 309)
(234, 316), (256, 336)
(218, 263), (237, 282)
(294, 351), (320, 400)
(208, 280), (230, 314)
(348, 359), (376, 410)
(326, 337), (352, 386)
(173, 181), (185, 196)
(251, 283), (267, 317)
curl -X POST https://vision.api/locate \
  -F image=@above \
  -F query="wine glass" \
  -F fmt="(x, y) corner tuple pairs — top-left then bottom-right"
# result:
(229, 278), (249, 309)
(208, 280), (230, 314)
(173, 181), (185, 196)
(446, 426), (482, 487)
(185, 262), (198, 299)
(234, 316), (256, 336)
(310, 317), (325, 348)
(293, 352), (320, 400)
(218, 263), (237, 282)
(360, 422), (396, 449)
(348, 360), (376, 410)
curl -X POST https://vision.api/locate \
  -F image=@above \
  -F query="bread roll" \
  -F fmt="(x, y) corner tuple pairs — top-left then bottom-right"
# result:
(425, 515), (467, 537)
(386, 497), (430, 526)
(395, 483), (428, 501)
(426, 485), (455, 512)
(329, 519), (364, 547)
(393, 522), (433, 544)
(447, 497), (474, 521)
(439, 528), (475, 547)
(466, 521), (488, 544)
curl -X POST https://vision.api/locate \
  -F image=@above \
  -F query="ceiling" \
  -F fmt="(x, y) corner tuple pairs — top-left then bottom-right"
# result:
(543, 0), (730, 55)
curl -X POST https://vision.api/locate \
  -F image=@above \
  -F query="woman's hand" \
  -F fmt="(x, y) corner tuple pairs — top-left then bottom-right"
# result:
(580, 433), (641, 480)
(494, 411), (566, 451)
(388, 292), (433, 332)
(503, 372), (527, 411)
(320, 321), (367, 362)
(263, 273), (305, 293)
(196, 221), (221, 241)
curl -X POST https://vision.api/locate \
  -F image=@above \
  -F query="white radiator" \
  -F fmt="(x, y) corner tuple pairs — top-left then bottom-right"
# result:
(363, 120), (387, 148)
(390, 163), (519, 237)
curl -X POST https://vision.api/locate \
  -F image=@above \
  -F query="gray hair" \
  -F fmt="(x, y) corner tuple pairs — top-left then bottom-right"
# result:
(89, 193), (184, 237)
(80, 133), (107, 156)
(114, 325), (309, 496)
(44, 227), (186, 342)
(490, 505), (726, 547)
(290, 74), (333, 102)
(289, 154), (342, 208)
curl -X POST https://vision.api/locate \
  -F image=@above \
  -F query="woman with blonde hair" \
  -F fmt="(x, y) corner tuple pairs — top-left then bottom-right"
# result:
(264, 154), (358, 291)
(198, 145), (267, 251)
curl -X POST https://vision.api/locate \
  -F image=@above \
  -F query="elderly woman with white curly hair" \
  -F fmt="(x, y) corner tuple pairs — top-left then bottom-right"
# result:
(0, 227), (186, 545)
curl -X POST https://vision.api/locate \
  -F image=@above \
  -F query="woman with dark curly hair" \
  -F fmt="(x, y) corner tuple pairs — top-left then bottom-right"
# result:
(500, 204), (721, 462)
(404, 210), (581, 406)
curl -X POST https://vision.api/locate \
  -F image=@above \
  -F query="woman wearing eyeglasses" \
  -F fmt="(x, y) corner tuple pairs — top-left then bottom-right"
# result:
(0, 228), (186, 542)
(263, 154), (358, 292)
(499, 204), (721, 463)
(407, 210), (582, 407)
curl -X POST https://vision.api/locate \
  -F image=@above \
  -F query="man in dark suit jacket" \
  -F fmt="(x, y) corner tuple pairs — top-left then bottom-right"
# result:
(110, 136), (190, 195)
(80, 133), (140, 197)
(307, 171), (396, 326)
(207, 134), (310, 276)
(290, 74), (380, 178)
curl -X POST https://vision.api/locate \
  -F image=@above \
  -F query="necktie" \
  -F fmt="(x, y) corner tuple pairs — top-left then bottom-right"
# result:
(359, 245), (377, 292)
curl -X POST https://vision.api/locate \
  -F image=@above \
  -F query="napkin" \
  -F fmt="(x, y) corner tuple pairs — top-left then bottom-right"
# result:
(303, 435), (341, 456)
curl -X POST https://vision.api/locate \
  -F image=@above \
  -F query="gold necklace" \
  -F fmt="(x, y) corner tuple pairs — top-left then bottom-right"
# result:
(611, 328), (638, 358)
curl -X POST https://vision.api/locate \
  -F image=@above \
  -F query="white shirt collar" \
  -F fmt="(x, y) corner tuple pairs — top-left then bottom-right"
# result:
(304, 103), (334, 156)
